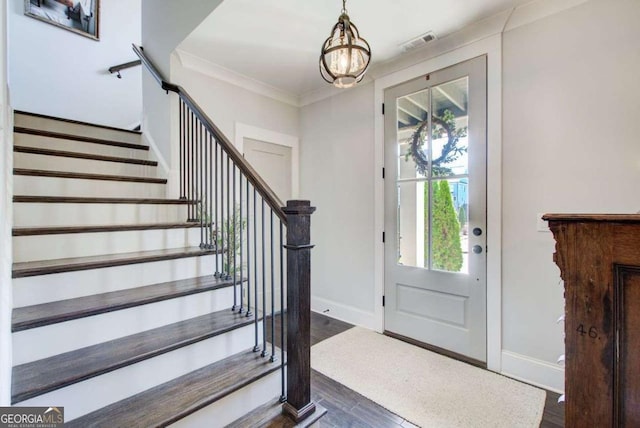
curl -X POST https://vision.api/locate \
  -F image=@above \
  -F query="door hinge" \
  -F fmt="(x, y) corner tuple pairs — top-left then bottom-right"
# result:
(382, 103), (385, 115)
(382, 295), (386, 307)
(382, 231), (385, 243)
(382, 167), (385, 179)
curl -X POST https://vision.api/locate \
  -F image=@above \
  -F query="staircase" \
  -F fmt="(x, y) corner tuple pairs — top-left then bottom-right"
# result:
(10, 111), (283, 426)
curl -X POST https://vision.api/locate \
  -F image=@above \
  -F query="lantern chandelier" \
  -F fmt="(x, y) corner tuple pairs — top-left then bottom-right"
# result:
(319, 0), (371, 89)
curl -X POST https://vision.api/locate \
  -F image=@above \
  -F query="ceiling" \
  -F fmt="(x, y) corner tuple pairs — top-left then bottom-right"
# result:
(178, 0), (532, 99)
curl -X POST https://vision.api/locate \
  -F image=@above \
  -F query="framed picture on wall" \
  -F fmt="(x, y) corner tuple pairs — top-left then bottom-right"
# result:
(24, 0), (100, 41)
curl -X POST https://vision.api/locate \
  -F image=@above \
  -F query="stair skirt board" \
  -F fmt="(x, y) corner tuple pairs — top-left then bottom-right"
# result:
(14, 202), (189, 227)
(14, 175), (166, 199)
(14, 152), (158, 176)
(13, 227), (201, 263)
(171, 370), (281, 428)
(13, 286), (237, 364)
(14, 325), (262, 421)
(14, 112), (143, 145)
(14, 133), (149, 159)
(13, 254), (218, 306)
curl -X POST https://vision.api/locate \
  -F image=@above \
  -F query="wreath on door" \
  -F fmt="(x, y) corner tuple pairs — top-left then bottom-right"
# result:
(404, 109), (468, 177)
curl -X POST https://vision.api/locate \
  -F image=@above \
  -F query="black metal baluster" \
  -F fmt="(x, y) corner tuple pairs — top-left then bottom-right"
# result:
(220, 151), (226, 279)
(207, 133), (213, 249)
(280, 221), (285, 401)
(214, 141), (220, 276)
(246, 179), (252, 318)
(232, 163), (238, 311)
(226, 155), (231, 281)
(270, 209), (277, 363)
(179, 100), (185, 200)
(186, 109), (191, 219)
(199, 123), (204, 247)
(190, 111), (197, 221)
(239, 173), (244, 314)
(253, 186), (259, 352)
(261, 198), (268, 358)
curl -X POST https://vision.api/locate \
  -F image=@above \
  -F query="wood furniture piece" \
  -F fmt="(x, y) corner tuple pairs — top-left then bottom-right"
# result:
(544, 214), (640, 427)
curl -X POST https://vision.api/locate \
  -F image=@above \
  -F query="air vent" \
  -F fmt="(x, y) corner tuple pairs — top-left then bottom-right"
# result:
(400, 31), (437, 53)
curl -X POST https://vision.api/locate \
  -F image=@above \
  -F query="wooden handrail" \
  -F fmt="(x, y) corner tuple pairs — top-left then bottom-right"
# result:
(108, 59), (142, 77)
(131, 45), (292, 221)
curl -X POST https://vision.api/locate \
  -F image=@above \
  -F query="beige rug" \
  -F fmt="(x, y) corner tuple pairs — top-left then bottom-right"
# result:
(311, 327), (545, 428)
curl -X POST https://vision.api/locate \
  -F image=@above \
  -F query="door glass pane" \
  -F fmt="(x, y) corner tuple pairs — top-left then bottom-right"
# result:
(394, 79), (470, 273)
(431, 77), (468, 178)
(397, 89), (429, 180)
(430, 179), (469, 274)
(396, 181), (429, 268)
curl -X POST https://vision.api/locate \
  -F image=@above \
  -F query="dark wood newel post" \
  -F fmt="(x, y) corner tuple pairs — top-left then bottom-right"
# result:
(282, 200), (316, 422)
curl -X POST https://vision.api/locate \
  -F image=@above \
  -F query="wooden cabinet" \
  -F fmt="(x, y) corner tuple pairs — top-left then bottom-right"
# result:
(544, 214), (640, 427)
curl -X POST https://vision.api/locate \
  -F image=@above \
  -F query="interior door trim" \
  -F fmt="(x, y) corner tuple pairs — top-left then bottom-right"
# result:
(372, 35), (503, 373)
(235, 122), (299, 199)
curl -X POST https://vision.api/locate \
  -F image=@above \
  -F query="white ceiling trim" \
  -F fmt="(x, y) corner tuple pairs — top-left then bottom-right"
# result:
(174, 49), (300, 107)
(299, 0), (590, 107)
(504, 0), (589, 32)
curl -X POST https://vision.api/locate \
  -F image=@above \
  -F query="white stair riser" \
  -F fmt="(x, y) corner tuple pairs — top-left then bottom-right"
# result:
(14, 202), (189, 227)
(14, 175), (166, 199)
(14, 152), (157, 177)
(13, 254), (219, 306)
(14, 133), (148, 160)
(14, 227), (201, 263)
(15, 114), (142, 145)
(13, 286), (238, 364)
(171, 370), (280, 428)
(16, 324), (265, 421)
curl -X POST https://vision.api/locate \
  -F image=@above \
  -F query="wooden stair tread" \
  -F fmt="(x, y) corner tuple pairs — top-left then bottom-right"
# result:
(13, 168), (167, 184)
(13, 222), (199, 236)
(14, 145), (157, 166)
(12, 275), (235, 331)
(12, 247), (216, 278)
(13, 195), (193, 204)
(15, 110), (143, 135)
(226, 398), (327, 428)
(65, 348), (280, 428)
(14, 127), (145, 150)
(12, 310), (255, 403)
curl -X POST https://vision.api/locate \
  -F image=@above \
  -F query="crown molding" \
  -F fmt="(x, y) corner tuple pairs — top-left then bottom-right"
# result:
(174, 49), (300, 107)
(504, 0), (589, 32)
(178, 0), (590, 108)
(300, 0), (590, 107)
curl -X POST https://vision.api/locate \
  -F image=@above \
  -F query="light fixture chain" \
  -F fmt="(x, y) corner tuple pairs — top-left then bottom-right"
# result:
(342, 0), (347, 14)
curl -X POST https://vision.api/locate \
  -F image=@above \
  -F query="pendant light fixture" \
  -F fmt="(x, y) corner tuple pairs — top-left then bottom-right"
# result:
(319, 0), (371, 89)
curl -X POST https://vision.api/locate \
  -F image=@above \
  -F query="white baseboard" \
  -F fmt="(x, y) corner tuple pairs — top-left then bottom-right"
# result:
(501, 350), (564, 393)
(311, 296), (376, 329)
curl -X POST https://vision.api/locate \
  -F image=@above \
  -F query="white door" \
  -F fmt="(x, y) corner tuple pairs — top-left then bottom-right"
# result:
(384, 56), (487, 363)
(243, 137), (292, 313)
(243, 138), (292, 202)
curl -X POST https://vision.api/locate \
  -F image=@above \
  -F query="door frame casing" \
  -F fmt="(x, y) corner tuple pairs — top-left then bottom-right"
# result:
(373, 34), (503, 372)
(234, 122), (299, 200)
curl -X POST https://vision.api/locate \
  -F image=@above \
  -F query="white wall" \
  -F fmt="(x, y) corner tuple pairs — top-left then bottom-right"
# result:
(140, 0), (223, 164)
(300, 0), (640, 390)
(8, 0), (141, 129)
(300, 82), (376, 325)
(171, 56), (299, 146)
(0, 0), (11, 406)
(501, 0), (640, 366)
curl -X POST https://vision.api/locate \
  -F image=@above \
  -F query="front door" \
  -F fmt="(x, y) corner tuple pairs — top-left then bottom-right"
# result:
(384, 56), (487, 363)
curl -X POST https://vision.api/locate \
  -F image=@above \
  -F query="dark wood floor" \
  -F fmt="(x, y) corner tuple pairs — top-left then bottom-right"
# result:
(303, 312), (564, 428)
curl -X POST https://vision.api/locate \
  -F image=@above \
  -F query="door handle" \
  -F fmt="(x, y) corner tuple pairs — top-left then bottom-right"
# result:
(472, 245), (483, 254)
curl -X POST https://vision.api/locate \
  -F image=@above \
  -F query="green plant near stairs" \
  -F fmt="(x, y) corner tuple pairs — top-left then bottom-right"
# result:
(198, 203), (246, 276)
